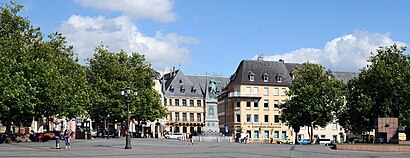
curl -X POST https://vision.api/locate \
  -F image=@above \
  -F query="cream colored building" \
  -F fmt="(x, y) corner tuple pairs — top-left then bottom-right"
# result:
(218, 60), (357, 144)
(298, 122), (345, 143)
(218, 59), (298, 143)
(161, 69), (229, 135)
(143, 71), (167, 138)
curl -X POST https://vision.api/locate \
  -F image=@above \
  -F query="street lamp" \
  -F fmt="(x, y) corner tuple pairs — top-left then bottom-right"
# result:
(107, 114), (110, 139)
(120, 87), (138, 149)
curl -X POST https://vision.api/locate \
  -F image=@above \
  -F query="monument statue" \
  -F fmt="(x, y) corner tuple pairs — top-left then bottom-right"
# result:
(204, 78), (220, 138)
(208, 105), (214, 116)
(209, 79), (217, 99)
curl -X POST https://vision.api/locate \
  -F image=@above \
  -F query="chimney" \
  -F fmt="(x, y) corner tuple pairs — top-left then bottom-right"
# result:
(279, 59), (284, 63)
(173, 67), (176, 75)
(170, 69), (173, 78)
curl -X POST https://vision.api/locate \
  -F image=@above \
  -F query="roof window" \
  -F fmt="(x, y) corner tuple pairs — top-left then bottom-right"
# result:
(263, 73), (268, 82)
(248, 71), (255, 81)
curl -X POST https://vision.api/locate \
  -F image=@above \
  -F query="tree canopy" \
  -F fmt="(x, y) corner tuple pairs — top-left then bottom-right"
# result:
(87, 45), (167, 126)
(281, 62), (345, 143)
(339, 44), (410, 135)
(0, 1), (90, 133)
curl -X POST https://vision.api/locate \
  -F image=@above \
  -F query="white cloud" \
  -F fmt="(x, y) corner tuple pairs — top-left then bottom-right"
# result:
(59, 15), (197, 70)
(256, 31), (407, 72)
(73, 0), (177, 23)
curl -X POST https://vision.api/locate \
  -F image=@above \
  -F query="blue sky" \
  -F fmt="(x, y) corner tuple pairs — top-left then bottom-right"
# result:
(13, 0), (410, 76)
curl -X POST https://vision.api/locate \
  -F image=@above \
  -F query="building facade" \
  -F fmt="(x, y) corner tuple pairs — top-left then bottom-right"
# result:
(218, 59), (357, 144)
(161, 69), (228, 135)
(218, 59), (299, 143)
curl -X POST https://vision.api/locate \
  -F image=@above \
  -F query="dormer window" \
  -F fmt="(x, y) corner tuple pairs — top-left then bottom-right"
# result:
(276, 74), (282, 82)
(248, 71), (255, 81)
(262, 73), (268, 82)
(180, 84), (185, 93)
(170, 85), (174, 92)
(191, 86), (196, 93)
(289, 71), (294, 79)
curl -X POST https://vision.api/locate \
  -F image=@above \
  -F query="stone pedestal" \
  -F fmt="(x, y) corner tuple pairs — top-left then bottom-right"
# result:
(204, 99), (219, 134)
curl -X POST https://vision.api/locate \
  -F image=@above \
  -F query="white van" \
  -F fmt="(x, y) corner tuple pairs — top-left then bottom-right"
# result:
(319, 139), (331, 146)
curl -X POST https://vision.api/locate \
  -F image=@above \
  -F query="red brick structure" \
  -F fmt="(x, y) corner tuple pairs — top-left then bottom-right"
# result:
(376, 118), (398, 143)
(336, 144), (410, 152)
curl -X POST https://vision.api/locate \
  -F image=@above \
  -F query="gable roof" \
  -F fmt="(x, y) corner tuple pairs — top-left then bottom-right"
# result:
(331, 72), (359, 83)
(229, 60), (301, 86)
(187, 75), (230, 97)
(161, 70), (229, 98)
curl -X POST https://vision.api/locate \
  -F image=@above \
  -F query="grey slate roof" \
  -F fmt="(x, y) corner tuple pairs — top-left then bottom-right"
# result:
(161, 70), (229, 98)
(331, 72), (359, 83)
(229, 60), (301, 86)
(187, 75), (230, 98)
(227, 60), (358, 86)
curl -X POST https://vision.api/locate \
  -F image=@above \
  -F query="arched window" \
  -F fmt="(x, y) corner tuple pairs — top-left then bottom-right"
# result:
(262, 73), (268, 82)
(276, 74), (282, 82)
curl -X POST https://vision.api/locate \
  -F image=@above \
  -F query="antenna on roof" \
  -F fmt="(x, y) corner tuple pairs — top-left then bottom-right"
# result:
(257, 28), (264, 61)
(178, 56), (182, 70)
(259, 28), (262, 55)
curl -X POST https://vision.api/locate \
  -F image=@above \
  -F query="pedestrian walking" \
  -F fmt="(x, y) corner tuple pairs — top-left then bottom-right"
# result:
(187, 133), (193, 145)
(55, 131), (61, 149)
(64, 129), (71, 149)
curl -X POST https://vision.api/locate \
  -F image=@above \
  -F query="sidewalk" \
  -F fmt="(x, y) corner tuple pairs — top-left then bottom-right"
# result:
(0, 138), (409, 158)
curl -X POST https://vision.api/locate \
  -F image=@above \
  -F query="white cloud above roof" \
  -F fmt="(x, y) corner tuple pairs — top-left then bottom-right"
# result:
(73, 0), (177, 23)
(59, 15), (197, 70)
(255, 31), (407, 72)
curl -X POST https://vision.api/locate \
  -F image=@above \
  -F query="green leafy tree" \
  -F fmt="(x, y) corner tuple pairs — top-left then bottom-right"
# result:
(0, 1), (89, 133)
(0, 1), (39, 133)
(339, 44), (410, 138)
(87, 45), (166, 130)
(281, 62), (345, 143)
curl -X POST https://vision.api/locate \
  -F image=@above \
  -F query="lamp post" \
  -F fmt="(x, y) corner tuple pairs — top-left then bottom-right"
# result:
(120, 87), (138, 149)
(107, 114), (110, 139)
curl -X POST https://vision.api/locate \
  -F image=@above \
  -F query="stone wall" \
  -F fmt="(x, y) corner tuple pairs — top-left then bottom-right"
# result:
(336, 144), (410, 152)
(377, 118), (398, 142)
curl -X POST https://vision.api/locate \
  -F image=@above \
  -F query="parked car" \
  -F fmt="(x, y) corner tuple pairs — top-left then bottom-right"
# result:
(90, 130), (97, 137)
(348, 137), (364, 143)
(277, 138), (292, 144)
(319, 139), (332, 146)
(164, 133), (182, 140)
(329, 140), (337, 149)
(298, 139), (311, 145)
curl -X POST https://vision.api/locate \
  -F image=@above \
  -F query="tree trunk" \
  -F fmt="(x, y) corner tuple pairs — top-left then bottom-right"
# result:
(310, 123), (314, 144)
(295, 132), (299, 144)
(5, 112), (12, 134)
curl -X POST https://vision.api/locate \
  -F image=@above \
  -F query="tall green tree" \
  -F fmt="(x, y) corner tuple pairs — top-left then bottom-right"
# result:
(339, 44), (410, 137)
(87, 45), (166, 129)
(0, 1), (40, 133)
(280, 62), (345, 143)
(0, 1), (89, 133)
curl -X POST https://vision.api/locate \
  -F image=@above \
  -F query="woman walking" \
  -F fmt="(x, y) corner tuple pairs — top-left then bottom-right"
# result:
(187, 133), (193, 145)
(64, 129), (71, 149)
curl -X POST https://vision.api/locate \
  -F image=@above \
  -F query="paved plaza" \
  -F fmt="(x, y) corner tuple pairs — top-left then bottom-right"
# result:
(0, 138), (409, 158)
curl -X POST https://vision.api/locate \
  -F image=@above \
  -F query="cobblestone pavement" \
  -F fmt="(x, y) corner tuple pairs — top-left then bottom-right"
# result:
(0, 138), (409, 158)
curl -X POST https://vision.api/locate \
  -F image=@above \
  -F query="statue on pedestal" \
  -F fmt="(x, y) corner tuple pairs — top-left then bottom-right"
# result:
(209, 79), (217, 99)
